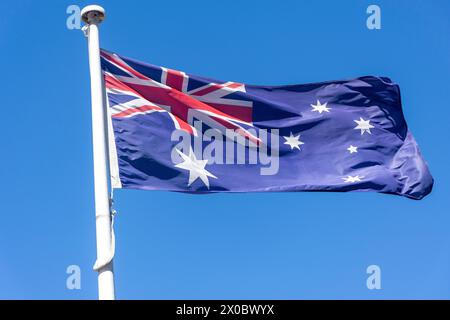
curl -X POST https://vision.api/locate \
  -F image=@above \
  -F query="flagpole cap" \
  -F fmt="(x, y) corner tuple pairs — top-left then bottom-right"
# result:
(81, 5), (105, 24)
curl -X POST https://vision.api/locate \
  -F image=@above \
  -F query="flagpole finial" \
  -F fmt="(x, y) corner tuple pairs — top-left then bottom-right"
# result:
(81, 5), (105, 25)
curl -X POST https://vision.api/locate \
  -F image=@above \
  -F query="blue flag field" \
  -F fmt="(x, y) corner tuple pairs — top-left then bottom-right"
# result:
(102, 50), (433, 200)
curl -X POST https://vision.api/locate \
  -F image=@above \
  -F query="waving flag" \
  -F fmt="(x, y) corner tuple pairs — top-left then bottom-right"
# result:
(101, 49), (433, 199)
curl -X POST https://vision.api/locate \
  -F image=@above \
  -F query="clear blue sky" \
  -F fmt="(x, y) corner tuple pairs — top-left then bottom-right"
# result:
(0, 0), (449, 299)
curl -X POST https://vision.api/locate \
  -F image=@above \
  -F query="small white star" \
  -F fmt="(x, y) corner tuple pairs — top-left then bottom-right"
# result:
(354, 117), (374, 135)
(283, 132), (305, 150)
(347, 145), (358, 154)
(311, 100), (331, 113)
(342, 175), (364, 183)
(174, 147), (217, 188)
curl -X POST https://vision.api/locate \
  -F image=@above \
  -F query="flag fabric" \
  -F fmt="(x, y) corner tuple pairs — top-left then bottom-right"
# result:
(101, 49), (433, 200)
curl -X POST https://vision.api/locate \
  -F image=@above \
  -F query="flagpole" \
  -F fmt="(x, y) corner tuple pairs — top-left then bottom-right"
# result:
(81, 5), (115, 300)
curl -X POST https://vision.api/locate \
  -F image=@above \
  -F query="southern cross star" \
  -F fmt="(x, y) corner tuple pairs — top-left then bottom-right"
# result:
(175, 147), (217, 188)
(311, 100), (331, 113)
(354, 117), (374, 135)
(342, 175), (363, 183)
(347, 145), (358, 154)
(283, 132), (305, 150)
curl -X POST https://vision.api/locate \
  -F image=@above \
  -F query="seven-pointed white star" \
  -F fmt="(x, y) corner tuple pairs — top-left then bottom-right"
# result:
(311, 100), (331, 113)
(175, 147), (217, 188)
(342, 175), (363, 183)
(347, 145), (358, 154)
(283, 132), (305, 150)
(354, 117), (374, 135)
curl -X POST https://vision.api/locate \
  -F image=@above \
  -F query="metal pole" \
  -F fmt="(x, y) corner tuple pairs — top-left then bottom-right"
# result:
(81, 5), (115, 300)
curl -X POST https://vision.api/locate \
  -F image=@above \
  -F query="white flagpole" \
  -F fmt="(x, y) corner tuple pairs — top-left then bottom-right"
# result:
(81, 5), (115, 300)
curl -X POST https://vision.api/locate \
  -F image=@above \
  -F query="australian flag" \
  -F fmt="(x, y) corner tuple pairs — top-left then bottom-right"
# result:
(101, 49), (433, 200)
